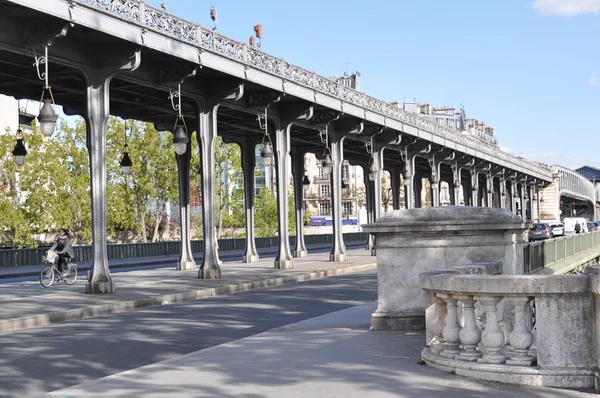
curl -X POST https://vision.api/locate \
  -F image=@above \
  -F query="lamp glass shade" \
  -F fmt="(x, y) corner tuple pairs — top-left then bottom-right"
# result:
(120, 151), (133, 175)
(38, 99), (58, 137)
(260, 142), (274, 166)
(14, 155), (25, 167)
(173, 124), (188, 155)
(322, 154), (333, 170)
(12, 137), (27, 166)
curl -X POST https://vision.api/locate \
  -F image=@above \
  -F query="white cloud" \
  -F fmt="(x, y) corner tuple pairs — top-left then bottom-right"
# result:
(589, 73), (599, 87)
(533, 0), (600, 16)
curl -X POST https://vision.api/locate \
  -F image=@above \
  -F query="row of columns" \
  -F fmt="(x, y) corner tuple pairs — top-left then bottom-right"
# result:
(79, 56), (541, 295)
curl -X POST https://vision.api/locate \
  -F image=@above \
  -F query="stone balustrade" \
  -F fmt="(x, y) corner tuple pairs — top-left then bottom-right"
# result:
(420, 266), (596, 388)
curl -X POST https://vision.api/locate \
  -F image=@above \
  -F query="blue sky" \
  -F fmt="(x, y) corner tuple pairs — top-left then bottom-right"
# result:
(142, 0), (600, 169)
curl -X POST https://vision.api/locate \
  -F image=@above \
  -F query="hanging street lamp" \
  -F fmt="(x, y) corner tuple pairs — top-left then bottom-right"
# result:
(257, 107), (274, 167)
(12, 134), (27, 167)
(120, 119), (133, 175)
(168, 83), (189, 155)
(32, 45), (58, 137)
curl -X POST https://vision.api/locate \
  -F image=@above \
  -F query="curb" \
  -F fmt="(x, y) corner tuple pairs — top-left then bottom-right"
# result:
(0, 243), (367, 279)
(0, 262), (376, 333)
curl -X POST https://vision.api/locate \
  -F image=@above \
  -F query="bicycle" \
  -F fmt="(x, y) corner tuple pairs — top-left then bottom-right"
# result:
(40, 250), (78, 288)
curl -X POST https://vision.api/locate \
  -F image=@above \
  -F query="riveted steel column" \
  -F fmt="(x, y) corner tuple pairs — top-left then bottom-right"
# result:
(291, 147), (308, 258)
(197, 104), (222, 279)
(389, 167), (401, 210)
(431, 174), (440, 208)
(176, 139), (196, 270)
(330, 133), (347, 262)
(499, 177), (507, 209)
(274, 122), (294, 269)
(486, 172), (494, 208)
(83, 49), (141, 294)
(84, 73), (116, 294)
(241, 137), (259, 263)
(451, 161), (461, 206)
(364, 164), (375, 251)
(511, 180), (518, 215)
(470, 168), (479, 207)
(404, 159), (415, 209)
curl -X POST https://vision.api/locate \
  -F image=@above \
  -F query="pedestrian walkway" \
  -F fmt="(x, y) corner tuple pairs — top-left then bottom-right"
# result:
(0, 246), (375, 332)
(39, 302), (595, 398)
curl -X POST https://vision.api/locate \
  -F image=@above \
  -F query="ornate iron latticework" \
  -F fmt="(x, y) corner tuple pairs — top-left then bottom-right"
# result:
(78, 0), (548, 179)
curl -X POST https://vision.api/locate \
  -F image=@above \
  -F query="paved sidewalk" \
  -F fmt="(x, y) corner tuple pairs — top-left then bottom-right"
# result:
(40, 302), (595, 398)
(0, 242), (365, 279)
(0, 247), (375, 332)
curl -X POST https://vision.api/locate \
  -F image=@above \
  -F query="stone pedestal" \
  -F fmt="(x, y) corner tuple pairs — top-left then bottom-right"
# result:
(362, 206), (527, 331)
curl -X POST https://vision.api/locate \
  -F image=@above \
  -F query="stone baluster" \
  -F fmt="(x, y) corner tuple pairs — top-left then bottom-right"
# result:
(506, 296), (536, 366)
(438, 294), (461, 358)
(430, 295), (448, 355)
(456, 295), (482, 361)
(477, 296), (506, 364)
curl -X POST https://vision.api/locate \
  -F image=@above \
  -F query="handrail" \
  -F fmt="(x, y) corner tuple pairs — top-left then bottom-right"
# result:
(0, 232), (368, 267)
(523, 231), (600, 274)
(72, 0), (551, 181)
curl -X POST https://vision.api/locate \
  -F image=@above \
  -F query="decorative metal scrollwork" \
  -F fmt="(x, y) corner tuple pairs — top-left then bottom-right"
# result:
(76, 0), (549, 180)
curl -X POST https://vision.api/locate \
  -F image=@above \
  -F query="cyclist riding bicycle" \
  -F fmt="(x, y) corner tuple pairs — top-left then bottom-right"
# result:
(47, 228), (75, 275)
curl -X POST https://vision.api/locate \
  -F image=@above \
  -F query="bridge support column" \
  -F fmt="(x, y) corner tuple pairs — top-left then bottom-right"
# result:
(486, 172), (494, 208)
(196, 83), (244, 279)
(511, 183), (518, 216)
(415, 175), (423, 208)
(431, 176), (440, 207)
(451, 161), (461, 206)
(175, 134), (196, 271)
(273, 107), (313, 269)
(85, 51), (141, 294)
(470, 169), (479, 207)
(390, 167), (401, 210)
(273, 123), (294, 269)
(520, 184), (526, 220)
(364, 164), (375, 251)
(330, 132), (347, 262)
(447, 179), (456, 205)
(291, 147), (308, 259)
(499, 177), (506, 209)
(197, 104), (222, 278)
(241, 137), (260, 263)
(404, 170), (414, 209)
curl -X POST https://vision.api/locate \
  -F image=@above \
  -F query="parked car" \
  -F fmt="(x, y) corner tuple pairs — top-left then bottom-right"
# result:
(528, 223), (552, 241)
(587, 222), (597, 232)
(549, 222), (564, 237)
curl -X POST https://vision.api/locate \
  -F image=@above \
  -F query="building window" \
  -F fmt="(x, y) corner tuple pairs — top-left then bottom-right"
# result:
(320, 184), (330, 197)
(318, 167), (329, 180)
(319, 202), (330, 216)
(343, 202), (352, 215)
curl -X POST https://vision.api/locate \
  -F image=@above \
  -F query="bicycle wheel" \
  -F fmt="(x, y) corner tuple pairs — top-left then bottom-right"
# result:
(40, 266), (55, 288)
(64, 264), (78, 285)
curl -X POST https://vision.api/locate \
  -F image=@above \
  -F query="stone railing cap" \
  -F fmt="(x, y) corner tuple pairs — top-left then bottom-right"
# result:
(421, 274), (590, 295)
(362, 207), (527, 232)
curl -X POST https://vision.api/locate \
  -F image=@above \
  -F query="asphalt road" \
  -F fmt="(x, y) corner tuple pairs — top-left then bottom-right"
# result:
(0, 270), (377, 398)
